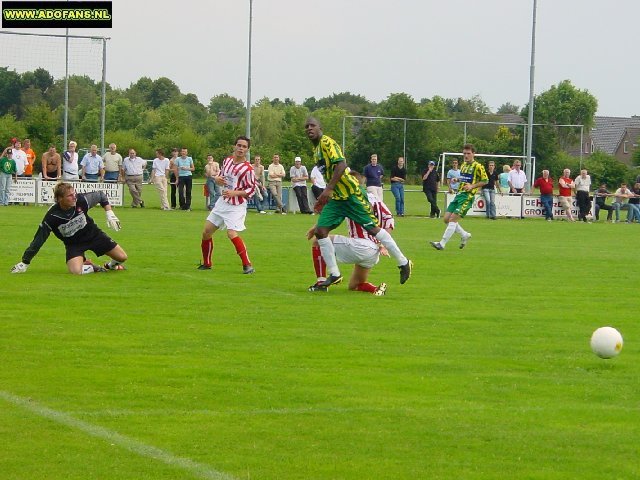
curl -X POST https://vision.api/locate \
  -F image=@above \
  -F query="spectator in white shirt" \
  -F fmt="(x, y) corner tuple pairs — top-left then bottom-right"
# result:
(508, 160), (527, 193)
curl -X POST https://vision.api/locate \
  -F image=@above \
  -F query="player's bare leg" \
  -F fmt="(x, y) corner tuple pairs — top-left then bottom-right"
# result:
(348, 265), (386, 295)
(104, 245), (128, 270)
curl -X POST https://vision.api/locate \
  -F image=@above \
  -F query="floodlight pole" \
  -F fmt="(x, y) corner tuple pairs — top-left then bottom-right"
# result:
(245, 0), (253, 146)
(526, 0), (538, 191)
(100, 38), (107, 153)
(63, 26), (69, 149)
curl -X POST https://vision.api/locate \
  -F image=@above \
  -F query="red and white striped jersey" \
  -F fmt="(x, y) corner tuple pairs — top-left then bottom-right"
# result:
(220, 156), (257, 205)
(347, 193), (394, 242)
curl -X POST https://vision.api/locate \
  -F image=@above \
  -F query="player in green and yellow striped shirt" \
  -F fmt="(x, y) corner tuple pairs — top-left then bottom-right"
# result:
(430, 144), (488, 250)
(304, 117), (412, 288)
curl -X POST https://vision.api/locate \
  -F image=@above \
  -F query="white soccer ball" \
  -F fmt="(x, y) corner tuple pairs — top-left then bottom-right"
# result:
(590, 327), (623, 359)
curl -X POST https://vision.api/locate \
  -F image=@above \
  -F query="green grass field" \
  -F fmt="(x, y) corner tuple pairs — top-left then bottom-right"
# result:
(1, 186), (638, 480)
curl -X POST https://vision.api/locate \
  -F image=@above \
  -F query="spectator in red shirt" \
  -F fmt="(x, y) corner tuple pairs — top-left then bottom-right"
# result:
(558, 168), (575, 221)
(533, 169), (554, 221)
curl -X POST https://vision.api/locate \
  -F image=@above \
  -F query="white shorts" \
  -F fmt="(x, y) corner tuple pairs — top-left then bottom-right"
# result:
(206, 198), (248, 232)
(332, 235), (380, 269)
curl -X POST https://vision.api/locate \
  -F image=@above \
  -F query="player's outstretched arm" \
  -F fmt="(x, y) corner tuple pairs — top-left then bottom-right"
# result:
(11, 224), (52, 273)
(105, 207), (121, 231)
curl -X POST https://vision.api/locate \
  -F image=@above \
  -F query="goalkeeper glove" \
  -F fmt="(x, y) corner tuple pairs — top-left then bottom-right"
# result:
(106, 210), (121, 231)
(11, 262), (28, 274)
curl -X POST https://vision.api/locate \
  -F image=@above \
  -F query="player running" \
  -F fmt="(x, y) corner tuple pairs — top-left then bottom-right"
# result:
(430, 144), (487, 250)
(304, 116), (412, 287)
(198, 135), (257, 273)
(307, 175), (393, 296)
(10, 182), (127, 274)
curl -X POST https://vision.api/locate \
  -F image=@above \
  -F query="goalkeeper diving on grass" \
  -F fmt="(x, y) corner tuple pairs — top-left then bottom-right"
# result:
(10, 182), (127, 275)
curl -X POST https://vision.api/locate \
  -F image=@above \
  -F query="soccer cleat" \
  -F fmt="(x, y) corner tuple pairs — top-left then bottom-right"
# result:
(242, 265), (255, 274)
(318, 274), (343, 287)
(430, 241), (444, 250)
(84, 260), (106, 273)
(308, 283), (329, 292)
(460, 233), (472, 249)
(197, 264), (211, 270)
(398, 260), (413, 284)
(373, 282), (387, 296)
(104, 262), (126, 271)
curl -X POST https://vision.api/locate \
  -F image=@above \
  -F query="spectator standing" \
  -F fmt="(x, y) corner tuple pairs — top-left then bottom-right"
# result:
(498, 164), (511, 193)
(175, 147), (195, 210)
(267, 154), (286, 214)
(482, 160), (499, 219)
(22, 138), (36, 178)
(447, 159), (461, 194)
(508, 160), (527, 193)
(12, 139), (27, 177)
(389, 156), (406, 216)
(168, 148), (179, 209)
(290, 156), (312, 214)
(310, 164), (326, 201)
(103, 143), (123, 182)
(533, 170), (555, 221)
(363, 154), (384, 201)
(122, 148), (147, 208)
(558, 168), (575, 221)
(574, 169), (592, 222)
(41, 145), (61, 180)
(198, 136), (257, 273)
(594, 183), (614, 222)
(150, 148), (171, 210)
(0, 148), (17, 206)
(251, 155), (267, 213)
(422, 160), (440, 218)
(205, 154), (221, 210)
(62, 141), (79, 180)
(80, 144), (104, 182)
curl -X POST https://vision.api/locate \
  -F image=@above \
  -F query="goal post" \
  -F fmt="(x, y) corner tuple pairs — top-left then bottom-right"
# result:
(439, 152), (536, 191)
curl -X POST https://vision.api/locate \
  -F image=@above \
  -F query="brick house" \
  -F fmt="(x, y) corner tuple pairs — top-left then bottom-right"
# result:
(579, 116), (640, 165)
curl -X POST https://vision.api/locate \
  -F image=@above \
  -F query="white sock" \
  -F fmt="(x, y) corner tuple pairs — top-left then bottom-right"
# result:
(317, 237), (340, 277)
(81, 265), (95, 274)
(441, 221), (457, 246)
(375, 229), (408, 266)
(455, 223), (469, 237)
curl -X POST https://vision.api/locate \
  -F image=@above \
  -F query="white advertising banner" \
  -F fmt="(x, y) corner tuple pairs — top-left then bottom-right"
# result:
(445, 193), (582, 219)
(7, 178), (36, 203)
(7, 180), (124, 206)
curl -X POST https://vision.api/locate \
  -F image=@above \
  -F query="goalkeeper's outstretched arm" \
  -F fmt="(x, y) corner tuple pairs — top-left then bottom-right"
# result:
(11, 223), (52, 272)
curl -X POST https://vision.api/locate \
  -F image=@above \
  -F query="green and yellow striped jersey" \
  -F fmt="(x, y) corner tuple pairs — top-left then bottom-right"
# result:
(313, 135), (361, 200)
(458, 160), (488, 195)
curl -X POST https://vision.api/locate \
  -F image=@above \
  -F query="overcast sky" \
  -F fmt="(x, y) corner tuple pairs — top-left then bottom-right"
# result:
(3, 0), (639, 117)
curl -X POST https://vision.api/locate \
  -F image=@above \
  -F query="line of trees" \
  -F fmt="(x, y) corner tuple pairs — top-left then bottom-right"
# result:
(0, 67), (636, 186)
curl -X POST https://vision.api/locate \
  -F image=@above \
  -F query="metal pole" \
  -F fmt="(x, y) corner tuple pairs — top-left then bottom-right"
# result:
(63, 27), (69, 149)
(402, 119), (407, 169)
(463, 122), (467, 145)
(526, 0), (538, 191)
(579, 126), (583, 169)
(100, 38), (107, 153)
(342, 116), (346, 153)
(245, 0), (253, 141)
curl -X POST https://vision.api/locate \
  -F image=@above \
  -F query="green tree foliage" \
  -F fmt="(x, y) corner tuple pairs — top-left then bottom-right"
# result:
(0, 67), (22, 116)
(149, 77), (181, 109)
(523, 80), (597, 158)
(585, 151), (634, 187)
(497, 102), (520, 114)
(208, 93), (245, 118)
(23, 103), (58, 149)
(0, 113), (27, 147)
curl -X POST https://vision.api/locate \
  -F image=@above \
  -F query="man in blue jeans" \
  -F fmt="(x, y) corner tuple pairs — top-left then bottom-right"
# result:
(389, 156), (406, 216)
(175, 147), (195, 210)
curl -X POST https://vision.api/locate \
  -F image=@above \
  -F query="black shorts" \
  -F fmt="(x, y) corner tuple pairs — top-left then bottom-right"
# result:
(65, 231), (117, 262)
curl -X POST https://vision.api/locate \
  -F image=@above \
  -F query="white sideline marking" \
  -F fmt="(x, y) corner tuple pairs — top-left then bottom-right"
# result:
(0, 390), (237, 480)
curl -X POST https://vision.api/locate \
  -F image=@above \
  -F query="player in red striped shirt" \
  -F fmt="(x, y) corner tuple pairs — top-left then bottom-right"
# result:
(198, 136), (257, 273)
(307, 186), (394, 296)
